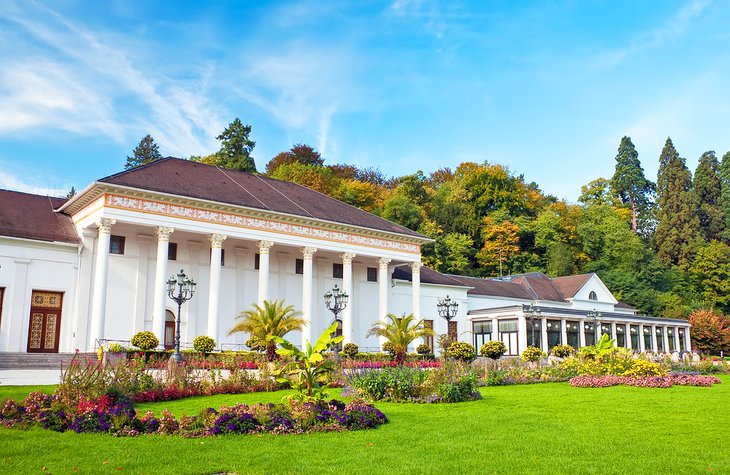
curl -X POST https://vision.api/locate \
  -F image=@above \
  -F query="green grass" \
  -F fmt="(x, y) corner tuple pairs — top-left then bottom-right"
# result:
(1, 377), (729, 474)
(0, 385), (55, 403)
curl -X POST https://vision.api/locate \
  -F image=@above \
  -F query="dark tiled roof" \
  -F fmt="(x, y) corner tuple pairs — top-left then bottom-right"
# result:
(448, 275), (534, 299)
(513, 273), (565, 302)
(615, 301), (636, 310)
(392, 265), (467, 287)
(0, 190), (79, 244)
(552, 273), (593, 298)
(99, 158), (425, 239)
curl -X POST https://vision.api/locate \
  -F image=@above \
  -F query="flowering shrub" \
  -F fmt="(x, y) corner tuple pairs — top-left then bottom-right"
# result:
(569, 374), (721, 388)
(444, 342), (477, 363)
(480, 341), (506, 360)
(550, 344), (574, 358)
(623, 359), (666, 377)
(0, 395), (386, 437)
(416, 343), (432, 356)
(131, 331), (159, 351)
(521, 346), (545, 363)
(342, 343), (359, 359)
(342, 360), (440, 369)
(193, 336), (216, 353)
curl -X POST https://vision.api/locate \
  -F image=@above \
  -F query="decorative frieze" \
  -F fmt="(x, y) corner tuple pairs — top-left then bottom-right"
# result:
(104, 193), (420, 254)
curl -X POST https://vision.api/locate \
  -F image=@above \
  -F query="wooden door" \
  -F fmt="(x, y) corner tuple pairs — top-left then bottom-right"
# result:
(164, 321), (175, 349)
(27, 291), (63, 353)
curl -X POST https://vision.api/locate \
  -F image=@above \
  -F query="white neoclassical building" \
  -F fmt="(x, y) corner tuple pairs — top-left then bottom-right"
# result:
(0, 158), (691, 355)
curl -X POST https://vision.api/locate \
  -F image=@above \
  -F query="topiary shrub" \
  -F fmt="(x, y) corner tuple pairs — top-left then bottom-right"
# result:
(623, 359), (666, 377)
(551, 344), (574, 358)
(193, 335), (216, 353)
(480, 341), (507, 360)
(342, 343), (359, 359)
(131, 331), (159, 351)
(382, 341), (396, 358)
(444, 341), (476, 363)
(521, 346), (546, 363)
(246, 336), (267, 352)
(416, 343), (432, 356)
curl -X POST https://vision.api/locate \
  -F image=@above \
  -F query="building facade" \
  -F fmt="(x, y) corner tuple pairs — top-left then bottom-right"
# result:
(0, 158), (691, 355)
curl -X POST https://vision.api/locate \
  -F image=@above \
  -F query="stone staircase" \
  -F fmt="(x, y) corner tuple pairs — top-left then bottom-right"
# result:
(0, 352), (97, 370)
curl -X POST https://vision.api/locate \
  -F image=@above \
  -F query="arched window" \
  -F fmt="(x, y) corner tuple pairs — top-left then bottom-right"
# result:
(164, 310), (175, 349)
(588, 291), (597, 301)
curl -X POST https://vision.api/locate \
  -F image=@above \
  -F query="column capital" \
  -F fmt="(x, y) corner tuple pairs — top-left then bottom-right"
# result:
(302, 247), (317, 259)
(157, 226), (175, 242)
(258, 240), (274, 254)
(96, 218), (116, 234)
(341, 252), (356, 265)
(377, 257), (391, 269)
(209, 233), (227, 248)
(410, 261), (422, 274)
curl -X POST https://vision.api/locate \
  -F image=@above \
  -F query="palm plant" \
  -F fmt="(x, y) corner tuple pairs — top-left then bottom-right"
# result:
(228, 299), (306, 361)
(367, 313), (435, 364)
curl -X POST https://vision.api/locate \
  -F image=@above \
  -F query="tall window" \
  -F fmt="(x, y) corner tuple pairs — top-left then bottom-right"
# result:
(526, 318), (541, 348)
(546, 320), (562, 351)
(472, 321), (492, 350)
(667, 328), (675, 351)
(656, 327), (664, 352)
(499, 319), (519, 356)
(630, 325), (640, 349)
(366, 267), (377, 282)
(254, 253), (260, 270)
(600, 323), (611, 338)
(295, 259), (304, 275)
(424, 320), (434, 353)
(168, 242), (178, 261)
(678, 328), (685, 351)
(566, 321), (580, 349)
(643, 327), (653, 351)
(584, 322), (596, 346)
(616, 323), (626, 348)
(109, 235), (125, 254)
(333, 263), (343, 279)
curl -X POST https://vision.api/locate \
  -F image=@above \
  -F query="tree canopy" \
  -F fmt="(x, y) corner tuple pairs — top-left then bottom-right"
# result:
(125, 134), (162, 169)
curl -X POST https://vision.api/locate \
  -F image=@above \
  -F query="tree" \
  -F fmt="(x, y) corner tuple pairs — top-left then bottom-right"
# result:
(66, 187), (76, 199)
(694, 151), (723, 241)
(381, 194), (424, 230)
(611, 136), (655, 235)
(125, 134), (162, 169)
(688, 308), (730, 355)
(366, 313), (435, 365)
(655, 138), (702, 268)
(719, 151), (730, 243)
(228, 300), (306, 361)
(476, 215), (521, 276)
(271, 162), (342, 196)
(215, 118), (256, 172)
(265, 143), (323, 175)
(689, 241), (730, 311)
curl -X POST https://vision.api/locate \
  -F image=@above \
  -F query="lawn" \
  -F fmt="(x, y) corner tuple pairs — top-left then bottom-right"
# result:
(1, 377), (728, 474)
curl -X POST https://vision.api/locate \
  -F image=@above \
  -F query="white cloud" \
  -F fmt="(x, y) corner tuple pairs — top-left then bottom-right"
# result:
(0, 170), (69, 197)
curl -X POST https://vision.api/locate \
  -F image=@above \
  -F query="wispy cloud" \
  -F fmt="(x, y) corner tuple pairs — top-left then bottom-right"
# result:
(0, 1), (224, 156)
(0, 169), (69, 197)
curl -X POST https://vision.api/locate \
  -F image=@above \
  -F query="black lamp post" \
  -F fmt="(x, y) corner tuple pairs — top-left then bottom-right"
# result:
(324, 285), (348, 359)
(437, 295), (459, 322)
(586, 308), (602, 343)
(524, 302), (542, 347)
(167, 269), (196, 363)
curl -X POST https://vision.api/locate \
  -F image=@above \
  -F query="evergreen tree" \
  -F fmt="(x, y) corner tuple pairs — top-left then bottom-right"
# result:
(694, 151), (723, 241)
(720, 151), (730, 242)
(655, 138), (702, 268)
(215, 118), (256, 172)
(66, 186), (76, 199)
(125, 134), (162, 169)
(610, 136), (655, 235)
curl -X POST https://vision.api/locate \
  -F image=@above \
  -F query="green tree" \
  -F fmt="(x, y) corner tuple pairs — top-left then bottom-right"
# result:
(610, 136), (655, 235)
(381, 194), (424, 230)
(718, 151), (730, 243)
(689, 241), (730, 311)
(265, 143), (323, 175)
(694, 151), (724, 241)
(655, 138), (701, 268)
(366, 313), (435, 365)
(215, 118), (256, 172)
(228, 300), (306, 361)
(125, 134), (162, 169)
(271, 162), (342, 196)
(66, 186), (76, 199)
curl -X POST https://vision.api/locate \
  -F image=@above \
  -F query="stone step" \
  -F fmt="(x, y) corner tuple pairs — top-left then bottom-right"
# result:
(0, 352), (97, 369)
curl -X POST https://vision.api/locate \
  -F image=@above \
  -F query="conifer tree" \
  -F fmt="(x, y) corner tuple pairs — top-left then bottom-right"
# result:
(125, 134), (162, 169)
(720, 151), (730, 242)
(611, 136), (655, 235)
(655, 138), (701, 268)
(215, 118), (257, 172)
(694, 151), (723, 241)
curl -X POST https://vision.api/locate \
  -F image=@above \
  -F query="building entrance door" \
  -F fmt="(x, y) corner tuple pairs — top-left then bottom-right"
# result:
(27, 291), (63, 353)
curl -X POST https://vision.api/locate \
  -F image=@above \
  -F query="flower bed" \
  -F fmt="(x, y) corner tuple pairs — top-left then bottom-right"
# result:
(0, 392), (386, 437)
(343, 360), (441, 370)
(569, 374), (722, 388)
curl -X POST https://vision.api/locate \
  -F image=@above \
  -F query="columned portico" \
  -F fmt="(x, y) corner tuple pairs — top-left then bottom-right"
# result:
(301, 247), (317, 348)
(257, 241), (274, 305)
(378, 257), (391, 347)
(341, 252), (356, 345)
(152, 226), (174, 347)
(207, 233), (227, 343)
(89, 218), (115, 350)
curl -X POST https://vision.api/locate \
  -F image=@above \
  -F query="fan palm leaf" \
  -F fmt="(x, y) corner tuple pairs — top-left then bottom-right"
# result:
(228, 299), (306, 361)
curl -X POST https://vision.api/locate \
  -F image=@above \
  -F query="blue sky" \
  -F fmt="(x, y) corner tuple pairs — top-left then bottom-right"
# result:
(1, 0), (729, 201)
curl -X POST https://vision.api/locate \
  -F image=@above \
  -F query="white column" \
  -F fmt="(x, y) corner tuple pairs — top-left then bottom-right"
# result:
(301, 247), (317, 348)
(639, 323), (646, 352)
(377, 257), (391, 348)
(560, 319), (568, 346)
(491, 317), (499, 342)
(579, 320), (586, 348)
(133, 233), (154, 336)
(662, 326), (670, 354)
(626, 324), (633, 350)
(342, 253), (356, 345)
(539, 317), (548, 353)
(651, 325), (658, 353)
(152, 226), (174, 348)
(685, 327), (692, 352)
(207, 233), (227, 344)
(610, 322), (617, 347)
(89, 218), (115, 350)
(674, 325), (680, 352)
(257, 241), (274, 305)
(517, 315), (528, 354)
(411, 261), (421, 319)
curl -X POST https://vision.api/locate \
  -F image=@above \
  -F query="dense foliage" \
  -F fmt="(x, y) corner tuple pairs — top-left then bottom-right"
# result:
(131, 331), (159, 351)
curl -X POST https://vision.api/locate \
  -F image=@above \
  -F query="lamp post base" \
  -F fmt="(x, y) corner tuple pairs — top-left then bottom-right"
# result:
(171, 351), (184, 363)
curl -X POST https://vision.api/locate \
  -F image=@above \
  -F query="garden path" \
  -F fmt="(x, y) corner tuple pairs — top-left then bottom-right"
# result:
(0, 370), (61, 385)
